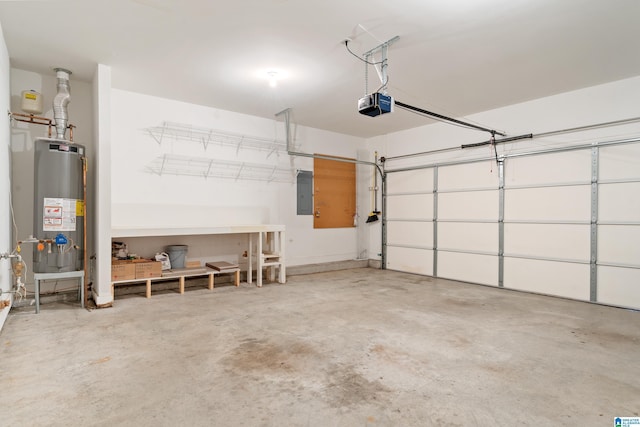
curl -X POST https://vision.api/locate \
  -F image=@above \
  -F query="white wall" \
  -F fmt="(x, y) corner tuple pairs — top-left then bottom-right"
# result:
(93, 64), (112, 306)
(0, 22), (12, 329)
(9, 68), (94, 295)
(109, 89), (366, 270)
(371, 76), (640, 308)
(370, 76), (640, 162)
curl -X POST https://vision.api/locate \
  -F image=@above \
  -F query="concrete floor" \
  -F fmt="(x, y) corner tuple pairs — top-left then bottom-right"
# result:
(1, 268), (639, 426)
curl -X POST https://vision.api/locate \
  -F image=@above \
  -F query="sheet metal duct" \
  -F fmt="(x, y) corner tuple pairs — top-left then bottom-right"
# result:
(53, 68), (71, 140)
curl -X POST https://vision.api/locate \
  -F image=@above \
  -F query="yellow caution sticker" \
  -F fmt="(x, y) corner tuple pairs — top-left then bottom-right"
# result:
(24, 92), (37, 100)
(76, 200), (85, 216)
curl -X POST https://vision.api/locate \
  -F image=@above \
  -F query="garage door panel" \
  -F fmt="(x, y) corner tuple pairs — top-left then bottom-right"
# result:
(387, 194), (433, 220)
(438, 191), (498, 221)
(600, 144), (640, 181)
(597, 266), (640, 308)
(438, 222), (498, 254)
(504, 258), (590, 301)
(387, 169), (433, 193)
(438, 252), (498, 286)
(386, 247), (433, 276)
(439, 162), (498, 191)
(387, 221), (433, 248)
(598, 225), (640, 266)
(504, 223), (590, 261)
(504, 186), (590, 222)
(505, 151), (591, 187)
(599, 182), (640, 222)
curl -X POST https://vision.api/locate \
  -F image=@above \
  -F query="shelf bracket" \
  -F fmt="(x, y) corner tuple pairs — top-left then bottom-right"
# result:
(202, 130), (213, 150)
(158, 154), (167, 176)
(204, 159), (213, 179)
(235, 162), (245, 181)
(267, 166), (277, 182)
(155, 124), (167, 145)
(266, 143), (279, 159)
(236, 136), (245, 155)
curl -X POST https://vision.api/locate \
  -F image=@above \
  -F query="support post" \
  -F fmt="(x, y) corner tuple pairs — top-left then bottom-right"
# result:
(381, 172), (387, 269)
(433, 166), (439, 277)
(498, 158), (505, 287)
(590, 146), (599, 301)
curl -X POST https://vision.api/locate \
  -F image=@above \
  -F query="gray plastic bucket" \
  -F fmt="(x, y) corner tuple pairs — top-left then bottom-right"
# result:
(166, 245), (188, 269)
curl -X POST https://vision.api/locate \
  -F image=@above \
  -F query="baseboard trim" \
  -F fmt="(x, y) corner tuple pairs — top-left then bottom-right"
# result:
(287, 259), (370, 276)
(19, 259), (381, 305)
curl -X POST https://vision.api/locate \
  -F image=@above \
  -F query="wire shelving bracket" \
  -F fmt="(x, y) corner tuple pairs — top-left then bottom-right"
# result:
(145, 121), (292, 155)
(144, 154), (294, 183)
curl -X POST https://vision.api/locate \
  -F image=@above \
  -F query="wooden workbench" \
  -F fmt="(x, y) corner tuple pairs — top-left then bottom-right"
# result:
(111, 266), (240, 298)
(110, 224), (285, 290)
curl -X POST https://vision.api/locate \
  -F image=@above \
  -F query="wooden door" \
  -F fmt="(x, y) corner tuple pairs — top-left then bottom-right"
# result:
(313, 155), (356, 228)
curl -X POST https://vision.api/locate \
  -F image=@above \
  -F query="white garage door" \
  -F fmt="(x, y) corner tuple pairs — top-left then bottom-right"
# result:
(384, 138), (640, 310)
(597, 143), (640, 307)
(385, 169), (435, 276)
(503, 150), (592, 300)
(437, 161), (499, 286)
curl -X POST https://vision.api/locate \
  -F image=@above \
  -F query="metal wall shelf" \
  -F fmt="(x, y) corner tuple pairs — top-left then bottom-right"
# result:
(142, 121), (296, 182)
(144, 154), (294, 183)
(145, 121), (291, 157)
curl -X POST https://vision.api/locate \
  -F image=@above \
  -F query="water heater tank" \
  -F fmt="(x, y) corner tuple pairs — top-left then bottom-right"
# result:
(33, 137), (85, 273)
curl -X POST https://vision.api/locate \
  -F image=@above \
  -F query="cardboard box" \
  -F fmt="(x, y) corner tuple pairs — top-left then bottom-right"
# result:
(111, 259), (162, 281)
(134, 259), (162, 279)
(111, 260), (136, 281)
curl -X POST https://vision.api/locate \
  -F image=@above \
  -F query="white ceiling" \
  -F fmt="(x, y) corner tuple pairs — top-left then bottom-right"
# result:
(1, 0), (640, 138)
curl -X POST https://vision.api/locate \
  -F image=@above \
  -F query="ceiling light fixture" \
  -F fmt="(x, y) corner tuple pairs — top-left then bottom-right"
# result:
(256, 68), (290, 87)
(267, 71), (278, 88)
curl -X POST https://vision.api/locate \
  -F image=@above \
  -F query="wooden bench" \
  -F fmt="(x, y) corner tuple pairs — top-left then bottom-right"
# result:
(111, 266), (240, 298)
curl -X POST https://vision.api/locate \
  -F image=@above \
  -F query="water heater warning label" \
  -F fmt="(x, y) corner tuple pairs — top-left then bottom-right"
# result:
(76, 200), (85, 216)
(43, 198), (77, 231)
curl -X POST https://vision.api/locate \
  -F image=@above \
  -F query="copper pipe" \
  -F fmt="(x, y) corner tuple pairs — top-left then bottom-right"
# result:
(10, 112), (53, 137)
(10, 112), (48, 120)
(9, 112), (76, 140)
(10, 112), (52, 125)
